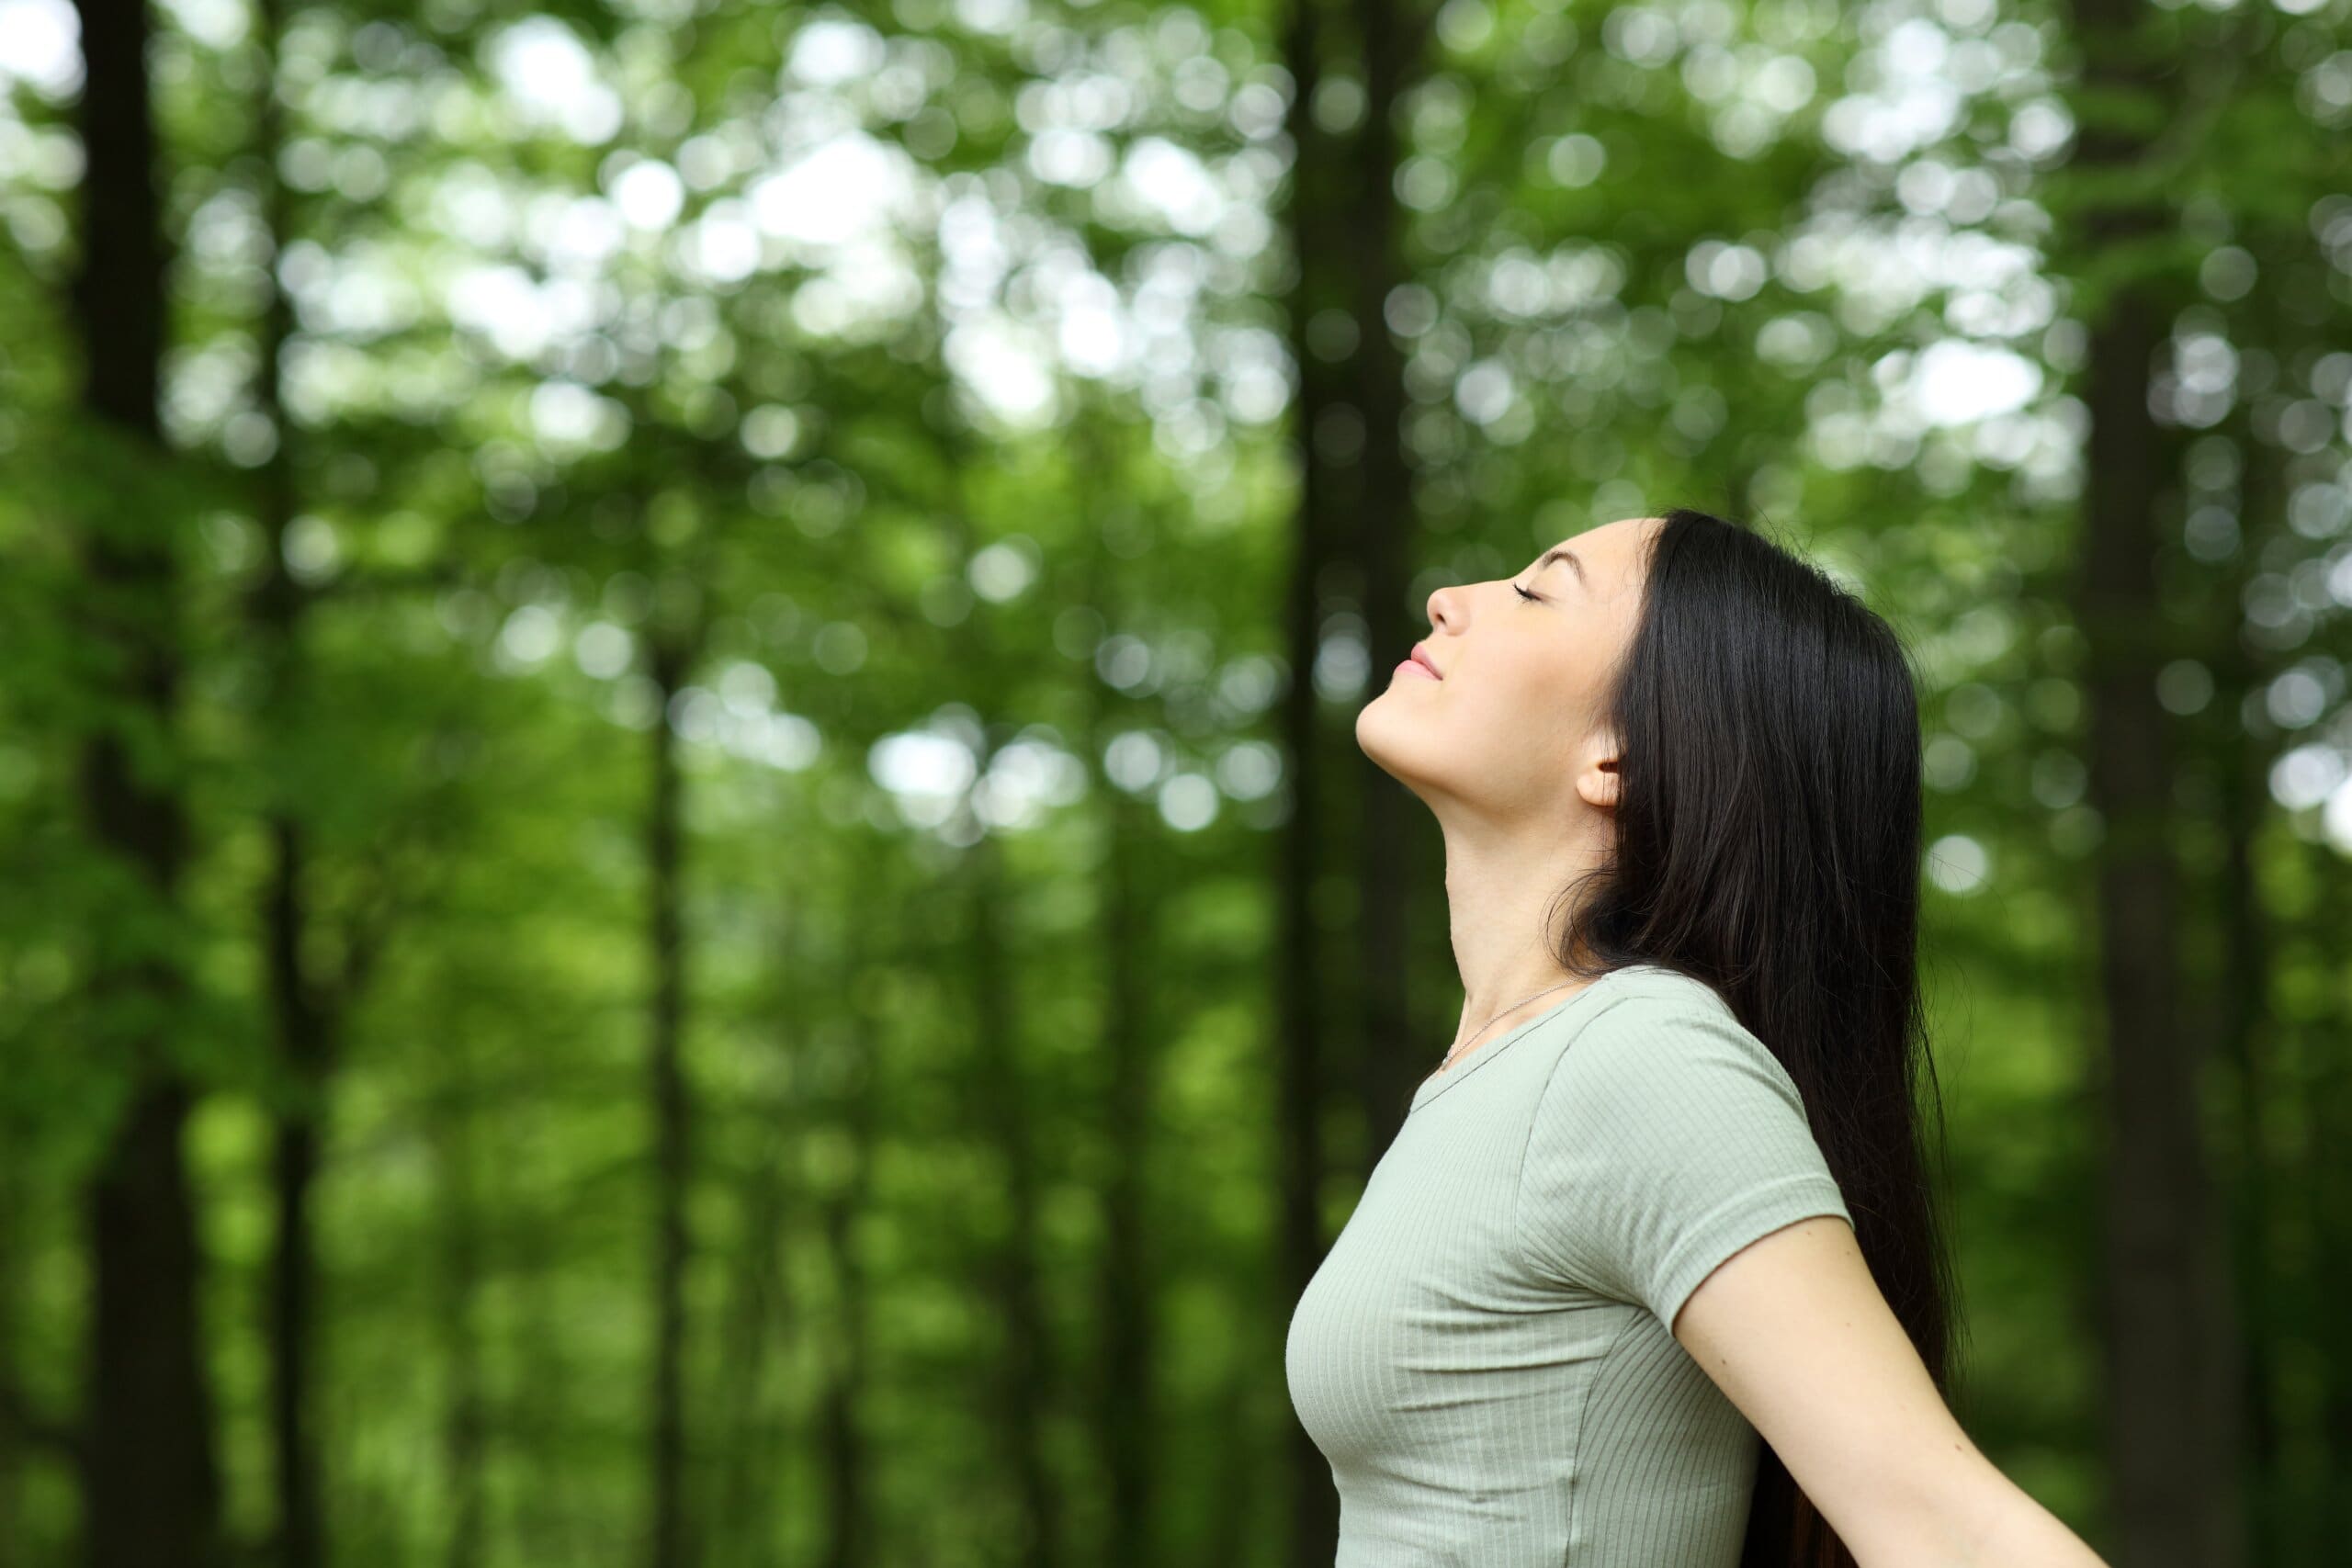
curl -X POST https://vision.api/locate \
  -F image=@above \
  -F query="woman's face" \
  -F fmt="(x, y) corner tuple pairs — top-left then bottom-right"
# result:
(1357, 515), (1661, 821)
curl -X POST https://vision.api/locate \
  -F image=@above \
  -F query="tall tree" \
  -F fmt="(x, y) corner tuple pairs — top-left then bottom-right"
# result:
(1273, 0), (1342, 1557)
(2052, 1), (2247, 1561)
(247, 0), (325, 1549)
(0, 1153), (23, 1567)
(66, 0), (220, 1562)
(2205, 396), (2278, 1564)
(1074, 400), (1159, 1568)
(1341, 0), (1436, 1167)
(431, 1049), (489, 1568)
(644, 617), (699, 1568)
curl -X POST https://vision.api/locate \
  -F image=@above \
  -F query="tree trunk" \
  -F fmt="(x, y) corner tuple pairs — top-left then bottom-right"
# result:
(1343, 0), (1430, 1168)
(85, 1088), (218, 1568)
(250, 0), (332, 1559)
(268, 1089), (325, 1568)
(68, 0), (220, 1562)
(1273, 0), (1340, 1558)
(433, 1062), (487, 1568)
(2206, 404), (2278, 1560)
(646, 633), (694, 1568)
(818, 926), (877, 1568)
(2059, 0), (2245, 1558)
(0, 1155), (21, 1566)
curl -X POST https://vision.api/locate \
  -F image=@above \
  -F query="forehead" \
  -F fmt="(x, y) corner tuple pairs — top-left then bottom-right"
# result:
(1537, 515), (1660, 581)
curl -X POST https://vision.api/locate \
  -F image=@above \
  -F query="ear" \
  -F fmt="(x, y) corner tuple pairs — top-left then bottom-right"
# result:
(1577, 733), (1622, 812)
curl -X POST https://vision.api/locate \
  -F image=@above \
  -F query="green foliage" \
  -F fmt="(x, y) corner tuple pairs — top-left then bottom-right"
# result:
(2, 0), (2347, 1561)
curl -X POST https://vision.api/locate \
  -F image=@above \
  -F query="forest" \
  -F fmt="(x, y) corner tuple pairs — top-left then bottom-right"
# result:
(0, 0), (2347, 1562)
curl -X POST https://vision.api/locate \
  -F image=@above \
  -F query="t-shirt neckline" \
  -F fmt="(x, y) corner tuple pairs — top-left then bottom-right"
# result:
(1409, 964), (1663, 1115)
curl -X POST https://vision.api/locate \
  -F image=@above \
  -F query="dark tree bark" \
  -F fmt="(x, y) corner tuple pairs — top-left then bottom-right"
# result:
(0, 1156), (21, 1566)
(1272, 0), (1434, 1549)
(2210, 479), (2272, 1567)
(433, 1067), (487, 1568)
(264, 853), (329, 1568)
(1342, 0), (1434, 1170)
(2319, 851), (2352, 1554)
(67, 1), (221, 1564)
(248, 1), (333, 1561)
(646, 632), (695, 1568)
(2057, 0), (2245, 1560)
(2203, 399), (2280, 1562)
(1272, 0), (1340, 1558)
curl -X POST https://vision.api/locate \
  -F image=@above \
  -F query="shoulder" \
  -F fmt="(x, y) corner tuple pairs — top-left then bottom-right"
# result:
(1590, 962), (1738, 1020)
(1544, 965), (1804, 1111)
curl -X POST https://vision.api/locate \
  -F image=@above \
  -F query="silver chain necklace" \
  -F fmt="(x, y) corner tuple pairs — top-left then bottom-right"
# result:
(1437, 977), (1579, 1075)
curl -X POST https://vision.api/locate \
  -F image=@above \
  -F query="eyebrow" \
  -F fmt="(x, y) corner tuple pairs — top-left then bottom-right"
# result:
(1534, 547), (1587, 587)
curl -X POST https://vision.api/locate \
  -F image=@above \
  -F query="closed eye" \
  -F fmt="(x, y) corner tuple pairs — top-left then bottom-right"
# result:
(1512, 581), (1541, 602)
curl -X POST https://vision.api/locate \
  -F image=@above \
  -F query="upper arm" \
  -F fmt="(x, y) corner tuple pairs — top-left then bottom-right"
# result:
(1513, 987), (1855, 1330)
(1670, 1213), (2014, 1566)
(1514, 984), (2040, 1565)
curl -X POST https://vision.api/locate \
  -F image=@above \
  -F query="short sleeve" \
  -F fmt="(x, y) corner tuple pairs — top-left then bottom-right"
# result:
(1512, 987), (1852, 1332)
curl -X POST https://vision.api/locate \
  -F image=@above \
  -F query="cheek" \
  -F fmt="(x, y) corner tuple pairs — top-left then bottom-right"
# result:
(1478, 655), (1591, 766)
(1481, 649), (1570, 724)
(1442, 660), (1558, 758)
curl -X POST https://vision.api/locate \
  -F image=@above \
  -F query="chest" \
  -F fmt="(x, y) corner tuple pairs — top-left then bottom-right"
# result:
(1283, 1101), (1624, 1468)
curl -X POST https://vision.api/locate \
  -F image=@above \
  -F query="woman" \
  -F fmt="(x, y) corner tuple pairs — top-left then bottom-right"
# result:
(1283, 509), (2108, 1567)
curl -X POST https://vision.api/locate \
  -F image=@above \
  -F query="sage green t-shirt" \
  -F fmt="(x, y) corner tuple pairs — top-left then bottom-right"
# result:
(1283, 963), (1852, 1568)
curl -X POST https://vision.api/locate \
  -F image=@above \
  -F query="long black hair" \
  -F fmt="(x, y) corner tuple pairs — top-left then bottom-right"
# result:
(1547, 505), (1962, 1568)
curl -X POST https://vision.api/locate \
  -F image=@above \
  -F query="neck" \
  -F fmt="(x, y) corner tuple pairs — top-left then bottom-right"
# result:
(1436, 807), (1609, 1053)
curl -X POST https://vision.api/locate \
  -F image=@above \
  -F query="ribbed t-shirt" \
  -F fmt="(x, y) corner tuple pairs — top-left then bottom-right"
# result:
(1283, 963), (1853, 1567)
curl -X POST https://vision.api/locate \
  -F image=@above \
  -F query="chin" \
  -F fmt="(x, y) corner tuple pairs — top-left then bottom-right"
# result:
(1355, 699), (1445, 791)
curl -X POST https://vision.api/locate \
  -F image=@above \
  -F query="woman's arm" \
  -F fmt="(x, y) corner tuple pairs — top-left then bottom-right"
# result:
(1670, 1214), (2109, 1568)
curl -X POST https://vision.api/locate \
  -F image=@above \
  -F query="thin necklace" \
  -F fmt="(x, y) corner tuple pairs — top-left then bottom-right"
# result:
(1436, 977), (1579, 1076)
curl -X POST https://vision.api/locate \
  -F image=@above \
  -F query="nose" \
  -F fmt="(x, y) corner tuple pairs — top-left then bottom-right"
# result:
(1425, 582), (1459, 631)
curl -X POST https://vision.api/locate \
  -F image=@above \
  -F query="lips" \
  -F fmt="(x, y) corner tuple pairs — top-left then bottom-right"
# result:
(1408, 643), (1442, 679)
